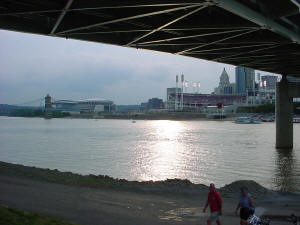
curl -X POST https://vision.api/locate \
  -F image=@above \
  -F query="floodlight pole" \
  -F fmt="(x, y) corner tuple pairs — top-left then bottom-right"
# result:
(181, 74), (184, 110)
(175, 75), (178, 111)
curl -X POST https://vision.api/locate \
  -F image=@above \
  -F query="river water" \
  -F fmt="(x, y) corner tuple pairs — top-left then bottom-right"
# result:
(0, 116), (299, 192)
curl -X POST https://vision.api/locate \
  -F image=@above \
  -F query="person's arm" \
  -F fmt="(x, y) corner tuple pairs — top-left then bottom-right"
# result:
(249, 197), (254, 208)
(203, 197), (209, 213)
(235, 203), (240, 215)
(217, 193), (223, 215)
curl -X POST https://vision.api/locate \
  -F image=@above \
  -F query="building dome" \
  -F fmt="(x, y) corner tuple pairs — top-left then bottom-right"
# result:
(214, 68), (235, 95)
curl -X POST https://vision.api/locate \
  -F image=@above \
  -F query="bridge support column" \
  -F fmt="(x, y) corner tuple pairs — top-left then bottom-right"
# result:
(276, 76), (293, 149)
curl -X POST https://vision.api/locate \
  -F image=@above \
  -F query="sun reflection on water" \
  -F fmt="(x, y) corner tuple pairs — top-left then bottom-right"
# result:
(153, 120), (184, 141)
(139, 120), (187, 181)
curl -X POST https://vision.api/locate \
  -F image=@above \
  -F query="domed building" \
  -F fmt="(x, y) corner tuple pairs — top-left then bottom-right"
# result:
(214, 68), (235, 94)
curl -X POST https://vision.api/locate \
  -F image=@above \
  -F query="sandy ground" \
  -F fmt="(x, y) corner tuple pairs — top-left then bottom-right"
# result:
(0, 174), (299, 225)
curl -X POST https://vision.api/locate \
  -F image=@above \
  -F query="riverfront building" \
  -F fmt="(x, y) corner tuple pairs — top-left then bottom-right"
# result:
(166, 88), (246, 110)
(255, 75), (277, 104)
(235, 66), (255, 94)
(261, 75), (277, 90)
(53, 99), (116, 113)
(140, 98), (164, 111)
(214, 68), (235, 95)
(166, 87), (182, 110)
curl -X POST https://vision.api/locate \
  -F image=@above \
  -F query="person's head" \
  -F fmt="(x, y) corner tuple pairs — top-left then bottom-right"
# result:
(240, 186), (248, 196)
(209, 183), (216, 192)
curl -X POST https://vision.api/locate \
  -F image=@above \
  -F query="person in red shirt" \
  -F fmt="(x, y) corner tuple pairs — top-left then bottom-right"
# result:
(203, 183), (222, 225)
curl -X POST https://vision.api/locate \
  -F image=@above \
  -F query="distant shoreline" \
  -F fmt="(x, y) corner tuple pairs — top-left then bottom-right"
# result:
(72, 113), (238, 121)
(1, 113), (243, 121)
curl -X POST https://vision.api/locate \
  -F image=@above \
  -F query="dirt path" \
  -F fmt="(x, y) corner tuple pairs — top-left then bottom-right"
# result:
(0, 174), (299, 225)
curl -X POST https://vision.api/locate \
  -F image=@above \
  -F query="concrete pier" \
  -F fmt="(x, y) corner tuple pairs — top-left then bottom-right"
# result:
(276, 77), (300, 149)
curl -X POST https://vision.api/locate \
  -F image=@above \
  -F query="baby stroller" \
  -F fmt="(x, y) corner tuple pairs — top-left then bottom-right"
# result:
(288, 214), (299, 225)
(248, 214), (271, 225)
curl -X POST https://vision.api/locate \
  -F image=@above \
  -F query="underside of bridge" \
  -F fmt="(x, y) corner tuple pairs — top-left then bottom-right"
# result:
(1, 0), (300, 149)
(1, 0), (300, 77)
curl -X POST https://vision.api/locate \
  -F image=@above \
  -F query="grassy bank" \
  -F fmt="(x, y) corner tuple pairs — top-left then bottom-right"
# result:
(0, 205), (77, 225)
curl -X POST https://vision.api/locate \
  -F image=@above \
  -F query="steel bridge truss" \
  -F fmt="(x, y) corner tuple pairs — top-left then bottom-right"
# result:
(1, 0), (300, 76)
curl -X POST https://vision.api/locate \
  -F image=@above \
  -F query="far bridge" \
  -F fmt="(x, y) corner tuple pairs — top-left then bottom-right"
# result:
(1, 0), (300, 148)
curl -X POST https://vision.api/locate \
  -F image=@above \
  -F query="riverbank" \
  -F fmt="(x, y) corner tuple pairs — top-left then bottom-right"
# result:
(0, 161), (271, 195)
(70, 112), (239, 121)
(1, 111), (269, 121)
(0, 205), (77, 225)
(0, 161), (299, 225)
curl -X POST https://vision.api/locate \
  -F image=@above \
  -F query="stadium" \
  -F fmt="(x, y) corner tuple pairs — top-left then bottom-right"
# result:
(52, 99), (116, 113)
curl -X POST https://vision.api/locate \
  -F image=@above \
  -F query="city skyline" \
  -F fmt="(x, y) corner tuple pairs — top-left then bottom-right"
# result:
(0, 30), (276, 105)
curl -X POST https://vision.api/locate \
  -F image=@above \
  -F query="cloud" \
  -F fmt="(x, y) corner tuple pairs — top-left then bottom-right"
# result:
(1, 29), (274, 105)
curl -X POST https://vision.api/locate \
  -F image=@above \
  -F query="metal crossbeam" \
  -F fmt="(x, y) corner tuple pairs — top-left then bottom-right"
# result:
(213, 44), (282, 61)
(136, 41), (279, 47)
(50, 0), (73, 35)
(136, 42), (208, 46)
(290, 0), (300, 11)
(176, 28), (259, 54)
(183, 52), (243, 55)
(223, 54), (277, 61)
(56, 4), (205, 34)
(0, 3), (202, 16)
(186, 43), (277, 53)
(245, 57), (300, 66)
(213, 0), (300, 44)
(125, 5), (208, 46)
(137, 28), (253, 45)
(67, 26), (258, 35)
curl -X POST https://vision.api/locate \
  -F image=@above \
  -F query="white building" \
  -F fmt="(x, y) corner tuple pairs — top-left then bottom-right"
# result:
(53, 98), (116, 113)
(214, 68), (235, 94)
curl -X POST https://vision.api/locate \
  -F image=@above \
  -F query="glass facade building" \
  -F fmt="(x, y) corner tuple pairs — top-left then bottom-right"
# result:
(235, 66), (255, 94)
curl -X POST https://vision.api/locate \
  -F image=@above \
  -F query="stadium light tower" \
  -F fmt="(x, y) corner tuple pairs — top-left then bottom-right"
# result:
(181, 74), (184, 110)
(197, 82), (201, 93)
(184, 80), (188, 93)
(175, 75), (178, 111)
(192, 82), (197, 93)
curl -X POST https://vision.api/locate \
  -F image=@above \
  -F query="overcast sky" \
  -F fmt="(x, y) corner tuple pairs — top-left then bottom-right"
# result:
(0, 30), (274, 105)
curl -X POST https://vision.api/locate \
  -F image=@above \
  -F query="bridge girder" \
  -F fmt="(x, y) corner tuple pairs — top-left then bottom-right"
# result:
(0, 0), (300, 76)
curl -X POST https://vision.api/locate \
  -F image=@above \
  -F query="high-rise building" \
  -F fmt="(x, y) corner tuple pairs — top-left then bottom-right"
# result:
(214, 68), (235, 94)
(261, 75), (277, 90)
(235, 66), (255, 94)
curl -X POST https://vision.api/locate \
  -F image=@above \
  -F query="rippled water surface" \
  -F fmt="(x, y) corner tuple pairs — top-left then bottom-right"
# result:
(0, 116), (299, 192)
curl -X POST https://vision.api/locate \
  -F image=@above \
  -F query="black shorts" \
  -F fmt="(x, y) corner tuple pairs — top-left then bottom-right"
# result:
(240, 207), (254, 220)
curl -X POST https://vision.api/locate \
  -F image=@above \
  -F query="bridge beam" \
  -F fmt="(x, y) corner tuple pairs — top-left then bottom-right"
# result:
(50, 0), (74, 35)
(56, 4), (205, 35)
(276, 76), (295, 149)
(213, 0), (300, 44)
(288, 81), (300, 97)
